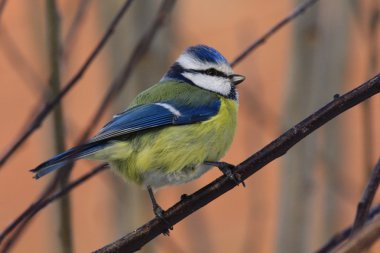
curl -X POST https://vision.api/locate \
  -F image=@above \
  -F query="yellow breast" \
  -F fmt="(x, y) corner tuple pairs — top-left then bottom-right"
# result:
(105, 97), (238, 186)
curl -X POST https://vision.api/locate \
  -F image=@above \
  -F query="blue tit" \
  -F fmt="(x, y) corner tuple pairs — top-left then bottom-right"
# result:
(31, 45), (245, 223)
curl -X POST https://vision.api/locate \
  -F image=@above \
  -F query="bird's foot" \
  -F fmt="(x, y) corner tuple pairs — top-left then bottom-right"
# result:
(152, 203), (173, 236)
(147, 185), (173, 235)
(205, 161), (246, 187)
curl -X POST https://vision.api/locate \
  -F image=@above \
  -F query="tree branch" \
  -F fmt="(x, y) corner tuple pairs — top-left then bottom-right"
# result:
(316, 202), (380, 253)
(0, 164), (108, 253)
(231, 0), (321, 67)
(0, 0), (7, 20)
(0, 0), (135, 167)
(62, 0), (92, 63)
(331, 214), (380, 253)
(78, 0), (177, 142)
(351, 158), (380, 234)
(45, 0), (75, 252)
(92, 74), (380, 252)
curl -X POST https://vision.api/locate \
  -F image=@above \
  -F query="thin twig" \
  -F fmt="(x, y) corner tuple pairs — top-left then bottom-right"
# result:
(0, 26), (47, 96)
(45, 0), (74, 252)
(351, 158), (380, 234)
(62, 0), (92, 63)
(231, 0), (321, 67)
(0, 0), (7, 20)
(331, 214), (380, 253)
(0, 164), (108, 253)
(0, 0), (135, 167)
(362, 1), (379, 177)
(0, 180), (60, 253)
(79, 0), (177, 142)
(92, 74), (380, 252)
(316, 202), (380, 253)
(0, 168), (63, 244)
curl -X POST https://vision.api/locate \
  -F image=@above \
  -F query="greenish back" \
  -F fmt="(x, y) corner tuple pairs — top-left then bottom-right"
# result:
(129, 81), (220, 108)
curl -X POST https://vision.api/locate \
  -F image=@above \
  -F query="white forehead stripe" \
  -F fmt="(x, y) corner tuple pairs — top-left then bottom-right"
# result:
(155, 103), (182, 117)
(177, 53), (233, 75)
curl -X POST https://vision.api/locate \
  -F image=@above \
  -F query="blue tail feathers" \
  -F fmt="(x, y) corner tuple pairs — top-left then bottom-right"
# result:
(30, 142), (105, 179)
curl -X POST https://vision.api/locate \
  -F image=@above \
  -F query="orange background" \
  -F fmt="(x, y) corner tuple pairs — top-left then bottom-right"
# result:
(0, 0), (379, 252)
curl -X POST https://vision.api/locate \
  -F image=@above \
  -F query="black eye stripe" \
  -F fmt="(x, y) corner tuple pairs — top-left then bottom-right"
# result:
(186, 68), (228, 78)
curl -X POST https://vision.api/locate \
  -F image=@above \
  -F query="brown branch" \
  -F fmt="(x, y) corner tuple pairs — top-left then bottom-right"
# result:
(0, 168), (64, 244)
(351, 158), (380, 234)
(0, 26), (47, 96)
(331, 214), (380, 253)
(92, 75), (380, 252)
(45, 0), (74, 252)
(0, 0), (135, 167)
(78, 0), (177, 142)
(316, 202), (380, 253)
(0, 164), (108, 253)
(231, 0), (321, 67)
(0, 0), (7, 20)
(62, 0), (92, 60)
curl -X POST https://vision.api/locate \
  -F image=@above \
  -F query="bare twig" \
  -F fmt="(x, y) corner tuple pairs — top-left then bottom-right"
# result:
(316, 202), (380, 253)
(0, 26), (46, 96)
(92, 74), (380, 252)
(0, 164), (108, 253)
(351, 158), (380, 234)
(79, 0), (177, 142)
(362, 1), (379, 177)
(0, 171), (62, 244)
(0, 0), (7, 20)
(231, 0), (321, 67)
(0, 0), (135, 167)
(45, 0), (74, 252)
(62, 0), (92, 63)
(332, 214), (380, 253)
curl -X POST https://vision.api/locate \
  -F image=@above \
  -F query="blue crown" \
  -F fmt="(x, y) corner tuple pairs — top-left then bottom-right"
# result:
(186, 45), (229, 65)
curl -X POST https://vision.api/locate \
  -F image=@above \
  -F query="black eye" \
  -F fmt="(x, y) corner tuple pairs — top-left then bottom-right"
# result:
(205, 68), (218, 76)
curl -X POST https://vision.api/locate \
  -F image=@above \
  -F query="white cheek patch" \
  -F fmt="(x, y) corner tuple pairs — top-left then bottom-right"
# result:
(182, 72), (231, 96)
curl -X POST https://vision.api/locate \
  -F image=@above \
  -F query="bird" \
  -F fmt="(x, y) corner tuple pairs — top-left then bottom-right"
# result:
(31, 45), (245, 230)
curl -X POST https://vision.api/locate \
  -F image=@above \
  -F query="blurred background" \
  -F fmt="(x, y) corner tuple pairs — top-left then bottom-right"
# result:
(0, 0), (379, 252)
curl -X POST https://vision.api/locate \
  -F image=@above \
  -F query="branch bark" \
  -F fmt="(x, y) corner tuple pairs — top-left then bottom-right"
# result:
(93, 74), (380, 252)
(332, 214), (380, 253)
(231, 0), (320, 67)
(46, 0), (74, 252)
(316, 202), (380, 253)
(351, 158), (380, 234)
(0, 164), (108, 253)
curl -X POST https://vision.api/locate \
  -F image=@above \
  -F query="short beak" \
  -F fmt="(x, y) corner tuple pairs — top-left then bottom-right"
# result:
(230, 74), (245, 86)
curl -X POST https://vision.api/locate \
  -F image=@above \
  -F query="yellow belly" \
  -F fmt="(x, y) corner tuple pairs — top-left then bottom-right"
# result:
(101, 97), (238, 187)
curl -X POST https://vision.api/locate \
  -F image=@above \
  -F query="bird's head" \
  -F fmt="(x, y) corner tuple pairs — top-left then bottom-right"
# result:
(161, 45), (245, 100)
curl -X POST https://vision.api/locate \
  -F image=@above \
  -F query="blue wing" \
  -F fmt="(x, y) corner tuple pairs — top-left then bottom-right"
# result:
(89, 99), (221, 142)
(31, 99), (220, 179)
